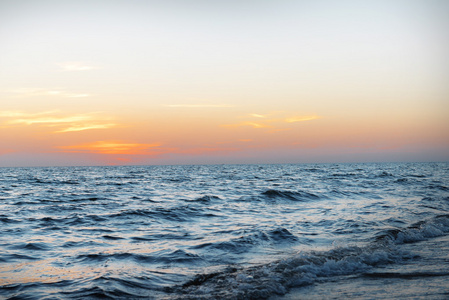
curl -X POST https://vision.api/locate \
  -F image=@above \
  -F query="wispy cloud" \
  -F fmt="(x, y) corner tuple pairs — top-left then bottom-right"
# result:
(0, 110), (117, 133)
(249, 114), (267, 118)
(11, 88), (90, 98)
(285, 115), (320, 123)
(8, 115), (91, 126)
(58, 62), (98, 71)
(222, 121), (273, 129)
(55, 124), (117, 133)
(165, 104), (234, 108)
(0, 111), (57, 118)
(223, 112), (321, 130)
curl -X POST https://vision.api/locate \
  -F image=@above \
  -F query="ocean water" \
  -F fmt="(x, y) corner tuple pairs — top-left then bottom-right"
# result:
(0, 162), (448, 299)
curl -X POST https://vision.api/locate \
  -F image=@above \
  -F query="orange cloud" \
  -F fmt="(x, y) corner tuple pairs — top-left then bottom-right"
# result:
(59, 141), (162, 155)
(57, 141), (241, 165)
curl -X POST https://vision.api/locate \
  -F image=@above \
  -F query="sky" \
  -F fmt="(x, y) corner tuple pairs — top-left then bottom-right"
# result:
(0, 0), (448, 167)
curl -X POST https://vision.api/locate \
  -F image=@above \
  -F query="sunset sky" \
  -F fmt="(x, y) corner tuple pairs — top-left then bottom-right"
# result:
(1, 0), (448, 167)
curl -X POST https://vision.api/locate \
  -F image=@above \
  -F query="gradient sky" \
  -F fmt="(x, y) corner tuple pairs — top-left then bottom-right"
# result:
(1, 0), (448, 166)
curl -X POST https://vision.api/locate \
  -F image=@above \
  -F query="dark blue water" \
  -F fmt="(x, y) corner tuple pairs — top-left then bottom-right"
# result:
(1, 163), (448, 299)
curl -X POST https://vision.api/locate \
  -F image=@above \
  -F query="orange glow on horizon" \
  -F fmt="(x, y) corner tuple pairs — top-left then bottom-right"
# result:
(59, 141), (162, 155)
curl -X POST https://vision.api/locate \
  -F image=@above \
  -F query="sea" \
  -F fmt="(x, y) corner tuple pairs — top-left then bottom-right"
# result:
(0, 162), (448, 299)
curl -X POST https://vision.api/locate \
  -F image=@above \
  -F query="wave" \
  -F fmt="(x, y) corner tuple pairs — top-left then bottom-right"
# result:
(268, 228), (300, 242)
(168, 246), (403, 299)
(76, 249), (202, 265)
(328, 189), (383, 200)
(261, 189), (321, 201)
(58, 275), (169, 299)
(376, 171), (394, 177)
(28, 178), (81, 185)
(0, 216), (20, 224)
(62, 240), (105, 248)
(107, 206), (220, 222)
(185, 195), (221, 203)
(0, 253), (39, 262)
(260, 188), (389, 202)
(131, 232), (195, 242)
(9, 242), (51, 251)
(363, 271), (449, 279)
(375, 214), (449, 244)
(189, 227), (306, 261)
(427, 184), (449, 191)
(166, 215), (449, 299)
(26, 215), (101, 227)
(67, 196), (103, 202)
(101, 235), (124, 240)
(12, 200), (43, 206)
(259, 188), (384, 202)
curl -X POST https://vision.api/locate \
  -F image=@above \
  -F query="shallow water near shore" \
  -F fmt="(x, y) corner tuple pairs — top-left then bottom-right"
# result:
(1, 162), (448, 299)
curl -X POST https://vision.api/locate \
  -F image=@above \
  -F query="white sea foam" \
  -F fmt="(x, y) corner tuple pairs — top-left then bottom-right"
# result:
(171, 215), (449, 299)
